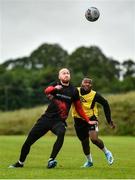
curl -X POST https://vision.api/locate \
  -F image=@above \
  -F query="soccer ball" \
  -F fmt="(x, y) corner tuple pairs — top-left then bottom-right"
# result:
(85, 7), (100, 22)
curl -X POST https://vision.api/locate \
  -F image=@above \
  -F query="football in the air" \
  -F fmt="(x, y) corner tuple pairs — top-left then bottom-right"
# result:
(85, 7), (100, 22)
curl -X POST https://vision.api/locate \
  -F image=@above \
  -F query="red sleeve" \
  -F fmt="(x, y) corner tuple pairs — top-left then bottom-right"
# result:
(44, 86), (55, 95)
(74, 100), (90, 123)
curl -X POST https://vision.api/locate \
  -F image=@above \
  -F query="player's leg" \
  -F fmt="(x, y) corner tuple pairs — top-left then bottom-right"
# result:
(9, 116), (50, 168)
(81, 137), (93, 167)
(47, 121), (66, 168)
(74, 118), (93, 168)
(81, 137), (90, 156)
(89, 125), (114, 165)
(89, 127), (104, 149)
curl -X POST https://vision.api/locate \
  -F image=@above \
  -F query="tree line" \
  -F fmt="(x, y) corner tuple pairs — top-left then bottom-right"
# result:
(0, 43), (135, 111)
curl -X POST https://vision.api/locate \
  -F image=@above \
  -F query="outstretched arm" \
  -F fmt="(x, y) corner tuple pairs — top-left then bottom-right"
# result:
(94, 93), (115, 129)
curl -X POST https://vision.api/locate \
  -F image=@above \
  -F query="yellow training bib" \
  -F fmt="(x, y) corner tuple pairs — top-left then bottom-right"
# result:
(72, 88), (98, 118)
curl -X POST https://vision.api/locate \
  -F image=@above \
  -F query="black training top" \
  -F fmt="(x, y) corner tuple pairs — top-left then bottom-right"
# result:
(45, 81), (79, 121)
(80, 88), (112, 124)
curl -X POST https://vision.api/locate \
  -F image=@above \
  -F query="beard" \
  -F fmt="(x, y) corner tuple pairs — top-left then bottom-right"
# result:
(81, 86), (91, 92)
(60, 77), (70, 85)
(61, 79), (69, 84)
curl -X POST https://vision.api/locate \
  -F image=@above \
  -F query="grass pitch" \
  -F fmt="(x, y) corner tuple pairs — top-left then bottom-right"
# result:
(0, 135), (135, 179)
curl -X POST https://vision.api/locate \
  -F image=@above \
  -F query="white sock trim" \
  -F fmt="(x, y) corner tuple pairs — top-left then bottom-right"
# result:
(102, 147), (109, 154)
(18, 160), (24, 165)
(86, 153), (93, 162)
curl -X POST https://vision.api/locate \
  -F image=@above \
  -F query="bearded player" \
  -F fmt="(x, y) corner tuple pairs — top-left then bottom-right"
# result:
(9, 69), (96, 169)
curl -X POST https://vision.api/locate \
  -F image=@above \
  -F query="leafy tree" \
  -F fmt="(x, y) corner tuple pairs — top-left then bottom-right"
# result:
(121, 76), (135, 92)
(122, 59), (135, 78)
(30, 43), (68, 69)
(2, 57), (30, 70)
(68, 46), (120, 92)
(0, 43), (134, 110)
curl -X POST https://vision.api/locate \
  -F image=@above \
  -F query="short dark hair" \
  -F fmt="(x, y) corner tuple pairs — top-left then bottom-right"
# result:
(82, 77), (92, 83)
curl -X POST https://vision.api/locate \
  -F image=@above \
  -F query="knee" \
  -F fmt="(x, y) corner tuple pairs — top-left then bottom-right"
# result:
(81, 138), (90, 148)
(81, 137), (89, 144)
(52, 122), (66, 137)
(57, 128), (66, 137)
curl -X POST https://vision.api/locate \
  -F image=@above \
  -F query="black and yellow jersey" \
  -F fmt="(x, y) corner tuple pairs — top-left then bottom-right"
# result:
(72, 88), (98, 118)
(72, 87), (112, 124)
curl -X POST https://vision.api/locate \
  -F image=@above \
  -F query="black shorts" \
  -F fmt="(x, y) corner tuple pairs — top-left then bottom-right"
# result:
(29, 113), (67, 138)
(74, 117), (98, 141)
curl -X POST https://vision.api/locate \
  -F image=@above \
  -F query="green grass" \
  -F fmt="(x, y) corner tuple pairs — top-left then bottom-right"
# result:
(0, 136), (135, 179)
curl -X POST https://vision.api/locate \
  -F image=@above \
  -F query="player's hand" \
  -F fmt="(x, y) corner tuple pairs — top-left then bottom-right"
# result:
(47, 94), (54, 100)
(109, 121), (115, 129)
(54, 85), (63, 90)
(88, 120), (98, 125)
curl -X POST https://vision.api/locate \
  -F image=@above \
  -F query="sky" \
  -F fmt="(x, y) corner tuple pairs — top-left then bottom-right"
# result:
(0, 0), (135, 64)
